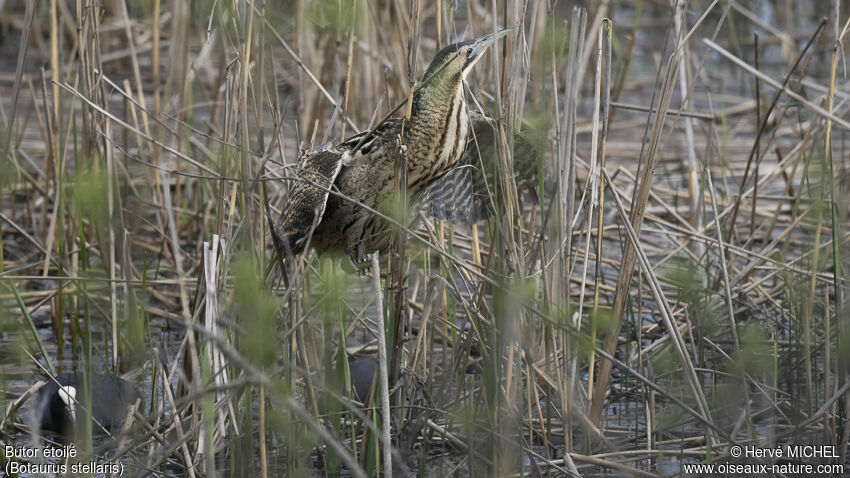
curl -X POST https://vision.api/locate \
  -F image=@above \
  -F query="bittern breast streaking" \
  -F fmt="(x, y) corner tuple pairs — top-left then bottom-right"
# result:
(274, 29), (512, 260)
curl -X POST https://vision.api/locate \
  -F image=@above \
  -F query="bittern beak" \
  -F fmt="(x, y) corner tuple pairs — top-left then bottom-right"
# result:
(463, 27), (515, 73)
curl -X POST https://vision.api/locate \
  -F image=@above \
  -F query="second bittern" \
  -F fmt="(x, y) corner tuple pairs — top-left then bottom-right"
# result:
(274, 29), (512, 261)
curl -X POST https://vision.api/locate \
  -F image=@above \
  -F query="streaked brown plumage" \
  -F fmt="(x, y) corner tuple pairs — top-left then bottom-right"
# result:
(417, 114), (542, 225)
(274, 30), (512, 260)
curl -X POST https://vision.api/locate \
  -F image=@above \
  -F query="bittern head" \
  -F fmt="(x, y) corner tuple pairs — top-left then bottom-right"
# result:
(416, 28), (514, 98)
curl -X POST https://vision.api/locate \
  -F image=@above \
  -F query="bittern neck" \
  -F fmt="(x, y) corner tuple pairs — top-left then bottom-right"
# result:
(404, 79), (469, 186)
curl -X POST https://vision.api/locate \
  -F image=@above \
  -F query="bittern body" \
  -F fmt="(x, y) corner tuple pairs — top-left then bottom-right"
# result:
(274, 30), (510, 260)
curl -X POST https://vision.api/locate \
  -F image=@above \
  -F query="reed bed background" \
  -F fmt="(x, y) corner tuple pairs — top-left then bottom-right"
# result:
(0, 0), (848, 476)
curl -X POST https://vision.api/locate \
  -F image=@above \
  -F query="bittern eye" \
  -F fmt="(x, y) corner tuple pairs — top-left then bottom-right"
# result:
(466, 47), (474, 57)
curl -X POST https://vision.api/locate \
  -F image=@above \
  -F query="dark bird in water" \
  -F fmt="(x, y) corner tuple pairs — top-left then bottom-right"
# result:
(346, 356), (378, 403)
(319, 356), (378, 413)
(36, 372), (140, 438)
(274, 29), (519, 261)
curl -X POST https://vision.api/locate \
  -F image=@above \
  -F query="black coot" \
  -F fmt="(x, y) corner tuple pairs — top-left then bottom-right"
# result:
(347, 356), (377, 403)
(36, 372), (140, 436)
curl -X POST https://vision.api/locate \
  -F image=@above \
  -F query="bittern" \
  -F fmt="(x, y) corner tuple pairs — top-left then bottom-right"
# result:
(274, 30), (513, 261)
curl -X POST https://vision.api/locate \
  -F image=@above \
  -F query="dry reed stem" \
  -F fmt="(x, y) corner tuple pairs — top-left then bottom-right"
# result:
(370, 252), (392, 477)
(591, 11), (684, 426)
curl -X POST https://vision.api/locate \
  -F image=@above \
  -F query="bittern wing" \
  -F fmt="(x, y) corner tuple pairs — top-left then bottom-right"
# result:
(274, 148), (346, 254)
(418, 115), (544, 225)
